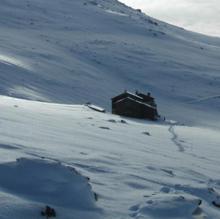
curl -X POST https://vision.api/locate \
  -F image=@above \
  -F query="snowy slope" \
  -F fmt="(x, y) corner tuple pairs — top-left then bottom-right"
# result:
(0, 0), (220, 127)
(0, 1), (220, 218)
(0, 96), (220, 219)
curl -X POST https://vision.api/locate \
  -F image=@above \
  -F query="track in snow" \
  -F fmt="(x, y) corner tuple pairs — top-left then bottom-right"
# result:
(168, 124), (185, 152)
(188, 95), (220, 104)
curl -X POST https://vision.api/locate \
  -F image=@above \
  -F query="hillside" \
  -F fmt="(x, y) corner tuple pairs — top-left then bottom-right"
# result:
(0, 1), (220, 218)
(0, 0), (220, 128)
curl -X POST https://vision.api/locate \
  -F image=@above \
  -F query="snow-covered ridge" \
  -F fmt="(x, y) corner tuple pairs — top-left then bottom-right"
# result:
(0, 0), (220, 127)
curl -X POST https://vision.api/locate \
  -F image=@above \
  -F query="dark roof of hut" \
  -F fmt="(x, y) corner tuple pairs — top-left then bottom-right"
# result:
(112, 91), (143, 103)
(114, 97), (156, 109)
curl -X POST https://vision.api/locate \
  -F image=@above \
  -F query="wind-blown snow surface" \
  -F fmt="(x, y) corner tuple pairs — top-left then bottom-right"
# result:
(0, 96), (220, 218)
(0, 0), (220, 127)
(0, 0), (220, 218)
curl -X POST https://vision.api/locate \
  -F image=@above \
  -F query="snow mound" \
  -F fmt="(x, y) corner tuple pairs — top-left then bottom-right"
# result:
(130, 194), (201, 219)
(0, 158), (96, 209)
(174, 184), (220, 206)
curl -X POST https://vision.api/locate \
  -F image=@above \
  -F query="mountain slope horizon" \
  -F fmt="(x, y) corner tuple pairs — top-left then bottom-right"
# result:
(0, 0), (220, 128)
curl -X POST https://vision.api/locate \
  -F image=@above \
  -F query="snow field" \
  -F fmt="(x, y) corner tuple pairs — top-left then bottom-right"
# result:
(0, 96), (219, 218)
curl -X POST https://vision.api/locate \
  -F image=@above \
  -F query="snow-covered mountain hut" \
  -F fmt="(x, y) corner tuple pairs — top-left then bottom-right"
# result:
(112, 91), (159, 120)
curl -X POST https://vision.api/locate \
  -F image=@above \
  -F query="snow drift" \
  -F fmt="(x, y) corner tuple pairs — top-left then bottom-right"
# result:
(0, 157), (100, 219)
(0, 158), (96, 209)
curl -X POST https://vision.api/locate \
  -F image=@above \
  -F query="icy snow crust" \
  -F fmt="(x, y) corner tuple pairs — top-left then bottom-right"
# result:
(0, 96), (220, 218)
(0, 0), (220, 128)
